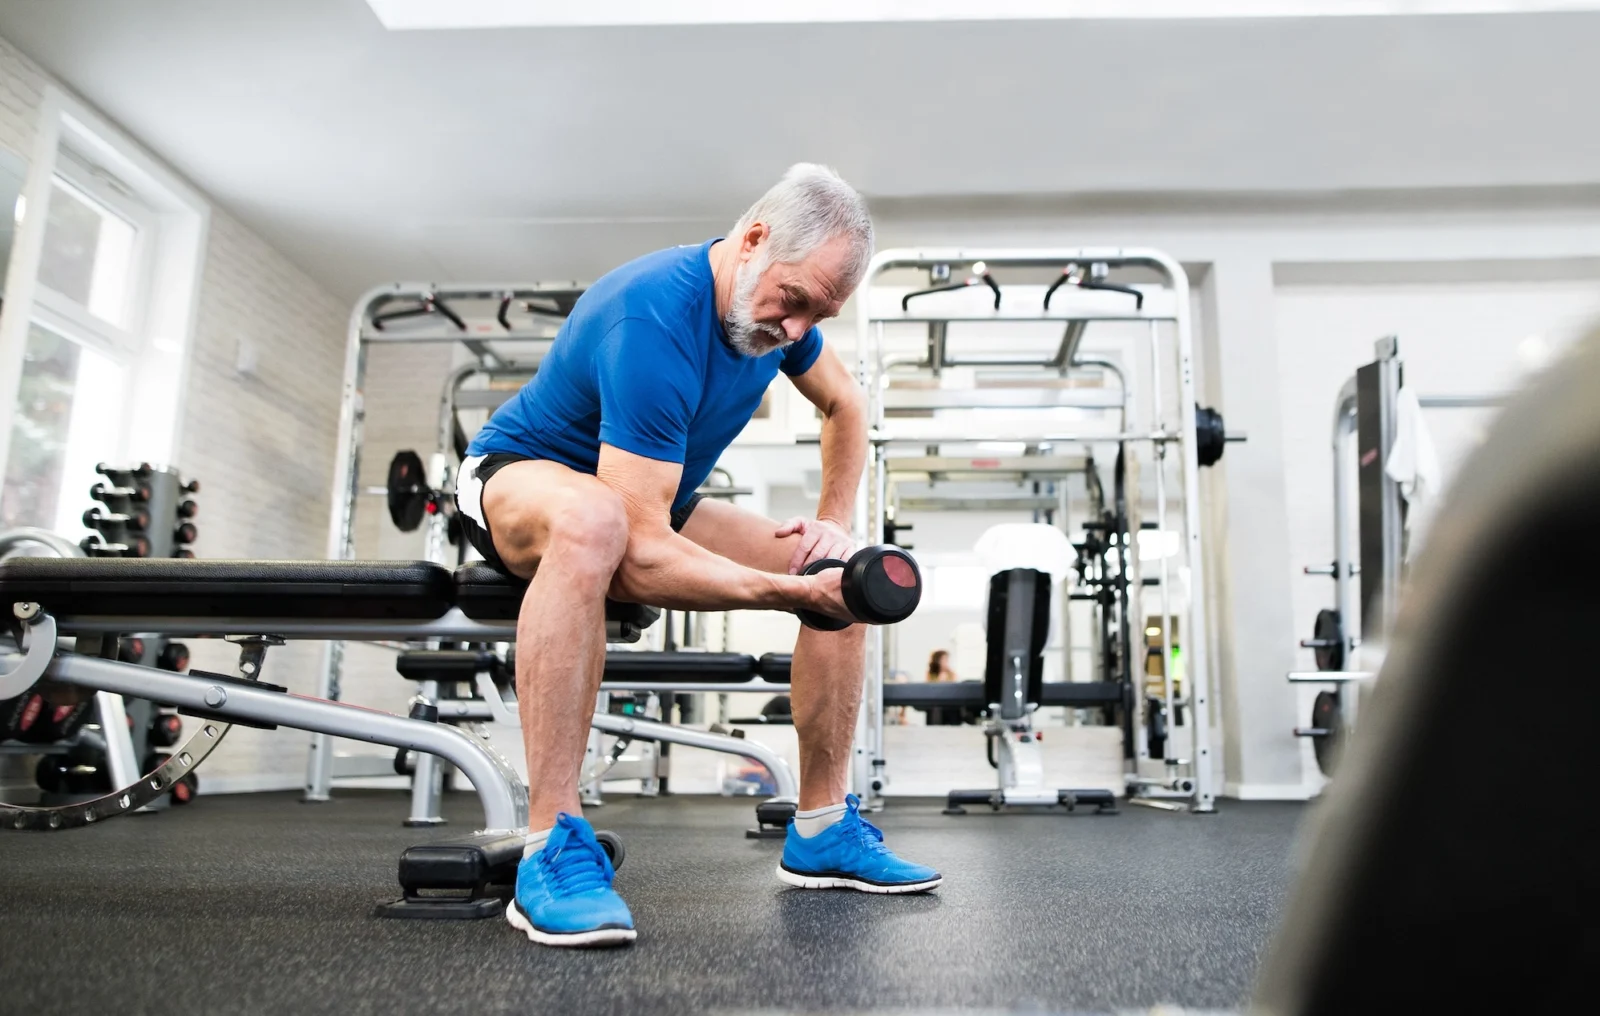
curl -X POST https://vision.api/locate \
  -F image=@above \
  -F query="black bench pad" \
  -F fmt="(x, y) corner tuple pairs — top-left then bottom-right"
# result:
(604, 651), (759, 682)
(397, 650), (504, 682)
(452, 564), (661, 632)
(0, 558), (455, 619)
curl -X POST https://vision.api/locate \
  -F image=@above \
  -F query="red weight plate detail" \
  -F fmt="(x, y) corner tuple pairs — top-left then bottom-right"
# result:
(881, 555), (918, 588)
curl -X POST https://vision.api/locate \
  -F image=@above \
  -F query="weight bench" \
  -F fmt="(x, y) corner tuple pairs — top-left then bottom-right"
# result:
(0, 556), (657, 918)
(398, 647), (800, 836)
(935, 567), (1119, 816)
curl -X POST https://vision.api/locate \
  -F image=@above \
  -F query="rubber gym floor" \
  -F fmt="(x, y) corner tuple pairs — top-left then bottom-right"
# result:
(0, 791), (1306, 1015)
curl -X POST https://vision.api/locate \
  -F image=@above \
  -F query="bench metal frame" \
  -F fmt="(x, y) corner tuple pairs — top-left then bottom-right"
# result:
(1, 607), (529, 833)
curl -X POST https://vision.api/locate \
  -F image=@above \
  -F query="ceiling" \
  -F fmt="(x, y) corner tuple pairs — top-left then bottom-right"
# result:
(0, 0), (1596, 300)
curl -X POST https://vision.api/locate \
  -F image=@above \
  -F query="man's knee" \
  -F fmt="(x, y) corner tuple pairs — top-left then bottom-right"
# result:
(544, 487), (629, 574)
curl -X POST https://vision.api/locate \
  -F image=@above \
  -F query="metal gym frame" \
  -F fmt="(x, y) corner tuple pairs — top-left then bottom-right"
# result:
(855, 248), (1219, 813)
(306, 283), (577, 798)
(1290, 336), (1505, 762)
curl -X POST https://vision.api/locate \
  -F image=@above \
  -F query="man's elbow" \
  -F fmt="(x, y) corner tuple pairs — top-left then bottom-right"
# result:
(607, 532), (666, 603)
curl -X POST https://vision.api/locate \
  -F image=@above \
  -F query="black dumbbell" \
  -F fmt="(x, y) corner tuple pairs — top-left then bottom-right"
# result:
(83, 507), (151, 531)
(182, 479), (200, 494)
(119, 637), (147, 664)
(2, 691), (46, 742)
(90, 481), (151, 503)
(794, 545), (922, 632)
(157, 642), (190, 672)
(170, 771), (199, 805)
(174, 522), (197, 544)
(176, 500), (198, 519)
(149, 712), (183, 747)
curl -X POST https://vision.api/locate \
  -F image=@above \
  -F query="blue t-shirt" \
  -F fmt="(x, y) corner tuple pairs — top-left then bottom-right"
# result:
(468, 239), (824, 510)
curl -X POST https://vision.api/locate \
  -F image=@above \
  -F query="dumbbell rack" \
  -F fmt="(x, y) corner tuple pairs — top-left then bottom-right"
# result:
(27, 464), (202, 809)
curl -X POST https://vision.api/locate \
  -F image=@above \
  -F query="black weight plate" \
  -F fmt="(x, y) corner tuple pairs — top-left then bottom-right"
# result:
(595, 829), (625, 870)
(843, 546), (922, 624)
(387, 450), (429, 532)
(1314, 608), (1344, 671)
(1195, 405), (1226, 467)
(795, 558), (851, 632)
(1311, 690), (1343, 776)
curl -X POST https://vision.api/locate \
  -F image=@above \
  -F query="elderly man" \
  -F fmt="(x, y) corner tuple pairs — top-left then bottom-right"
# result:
(455, 164), (939, 948)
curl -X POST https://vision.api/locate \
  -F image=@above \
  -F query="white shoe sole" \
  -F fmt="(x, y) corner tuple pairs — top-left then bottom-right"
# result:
(505, 900), (637, 947)
(775, 865), (943, 894)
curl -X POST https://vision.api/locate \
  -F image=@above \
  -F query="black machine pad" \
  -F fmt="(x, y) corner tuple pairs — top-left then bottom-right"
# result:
(452, 564), (661, 634)
(0, 558), (455, 619)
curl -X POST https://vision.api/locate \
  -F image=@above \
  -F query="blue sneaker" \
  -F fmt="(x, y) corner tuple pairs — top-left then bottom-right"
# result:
(506, 813), (636, 947)
(778, 795), (942, 893)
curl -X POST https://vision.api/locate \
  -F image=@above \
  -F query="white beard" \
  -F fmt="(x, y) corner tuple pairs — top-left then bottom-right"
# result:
(724, 251), (791, 357)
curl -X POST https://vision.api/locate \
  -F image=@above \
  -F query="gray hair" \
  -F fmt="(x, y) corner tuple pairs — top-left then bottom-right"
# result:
(730, 163), (874, 290)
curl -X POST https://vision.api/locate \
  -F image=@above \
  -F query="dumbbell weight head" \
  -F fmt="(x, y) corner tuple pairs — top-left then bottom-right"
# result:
(174, 522), (198, 545)
(157, 642), (190, 672)
(794, 558), (852, 632)
(840, 545), (922, 625)
(170, 771), (199, 805)
(2, 692), (46, 742)
(149, 712), (183, 747)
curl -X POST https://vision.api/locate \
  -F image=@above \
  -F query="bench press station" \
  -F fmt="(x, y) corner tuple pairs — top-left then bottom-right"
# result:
(0, 556), (797, 917)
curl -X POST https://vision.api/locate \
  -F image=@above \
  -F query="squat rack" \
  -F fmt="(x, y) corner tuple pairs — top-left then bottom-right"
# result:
(854, 248), (1220, 813)
(307, 283), (579, 800)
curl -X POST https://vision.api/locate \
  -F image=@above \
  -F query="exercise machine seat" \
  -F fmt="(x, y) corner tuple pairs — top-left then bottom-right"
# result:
(451, 564), (661, 633)
(0, 558), (455, 619)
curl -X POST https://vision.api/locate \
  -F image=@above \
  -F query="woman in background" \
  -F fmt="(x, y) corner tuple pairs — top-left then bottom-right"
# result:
(926, 649), (958, 683)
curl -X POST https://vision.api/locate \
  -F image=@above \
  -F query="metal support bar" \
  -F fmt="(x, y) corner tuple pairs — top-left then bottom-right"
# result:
(48, 654), (528, 833)
(587, 712), (799, 801)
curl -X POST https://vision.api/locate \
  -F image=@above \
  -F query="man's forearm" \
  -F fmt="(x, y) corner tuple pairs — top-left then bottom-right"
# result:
(814, 400), (867, 527)
(610, 529), (807, 612)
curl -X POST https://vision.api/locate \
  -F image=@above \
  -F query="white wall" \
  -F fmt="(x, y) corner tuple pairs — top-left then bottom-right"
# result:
(0, 31), (349, 793)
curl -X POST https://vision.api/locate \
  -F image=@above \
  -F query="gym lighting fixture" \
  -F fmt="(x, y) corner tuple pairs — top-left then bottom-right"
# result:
(364, 1), (1600, 30)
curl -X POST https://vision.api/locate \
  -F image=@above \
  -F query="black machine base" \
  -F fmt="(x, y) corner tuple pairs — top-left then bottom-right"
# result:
(942, 788), (1119, 816)
(745, 797), (796, 839)
(377, 828), (626, 920)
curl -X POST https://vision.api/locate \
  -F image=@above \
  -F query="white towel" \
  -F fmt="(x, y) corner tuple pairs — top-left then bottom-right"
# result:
(1384, 386), (1442, 556)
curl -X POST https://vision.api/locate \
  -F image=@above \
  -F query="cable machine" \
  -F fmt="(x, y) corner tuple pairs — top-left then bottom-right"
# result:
(855, 248), (1233, 813)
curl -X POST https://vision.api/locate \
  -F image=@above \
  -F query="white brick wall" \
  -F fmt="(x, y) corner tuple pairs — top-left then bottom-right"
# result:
(0, 32), (353, 791)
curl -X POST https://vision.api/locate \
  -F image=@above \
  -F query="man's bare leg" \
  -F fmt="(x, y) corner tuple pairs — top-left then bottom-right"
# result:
(677, 498), (864, 810)
(479, 460), (628, 831)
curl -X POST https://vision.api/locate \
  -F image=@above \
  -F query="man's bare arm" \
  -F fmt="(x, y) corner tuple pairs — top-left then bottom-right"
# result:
(596, 444), (844, 616)
(789, 343), (867, 528)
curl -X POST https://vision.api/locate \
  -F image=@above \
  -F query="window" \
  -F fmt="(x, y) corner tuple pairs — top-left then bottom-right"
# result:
(37, 172), (141, 330)
(0, 323), (123, 532)
(0, 86), (208, 538)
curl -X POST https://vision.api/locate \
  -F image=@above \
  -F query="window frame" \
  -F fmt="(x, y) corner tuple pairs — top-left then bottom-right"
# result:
(31, 152), (159, 360)
(0, 84), (210, 529)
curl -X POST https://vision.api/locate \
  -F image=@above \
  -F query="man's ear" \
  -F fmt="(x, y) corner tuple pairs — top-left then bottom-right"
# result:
(740, 222), (769, 260)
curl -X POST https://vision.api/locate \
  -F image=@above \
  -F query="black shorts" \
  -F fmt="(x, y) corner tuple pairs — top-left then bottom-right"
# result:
(456, 452), (704, 576)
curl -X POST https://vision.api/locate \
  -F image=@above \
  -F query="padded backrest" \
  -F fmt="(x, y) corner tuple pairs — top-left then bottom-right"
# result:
(983, 568), (1051, 717)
